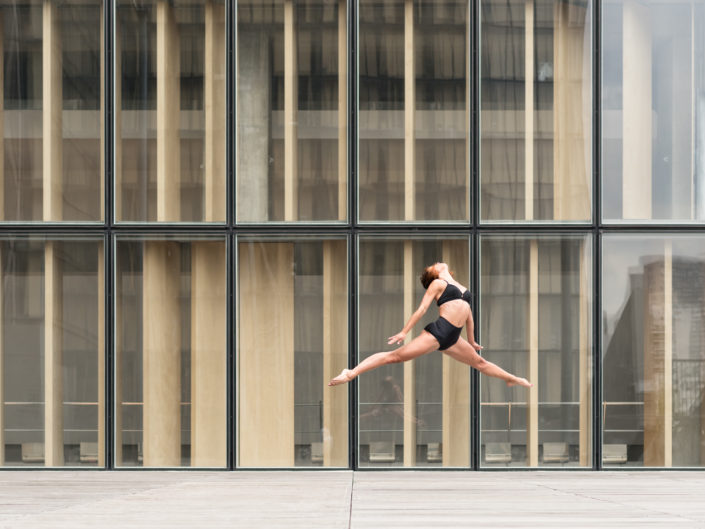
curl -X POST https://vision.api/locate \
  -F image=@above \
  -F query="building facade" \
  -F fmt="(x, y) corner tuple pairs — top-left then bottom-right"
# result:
(0, 0), (703, 469)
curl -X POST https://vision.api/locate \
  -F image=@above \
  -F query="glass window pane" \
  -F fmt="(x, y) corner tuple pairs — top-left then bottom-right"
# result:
(480, 235), (592, 467)
(115, 236), (227, 467)
(237, 237), (348, 467)
(358, 0), (469, 222)
(480, 0), (592, 222)
(116, 0), (226, 223)
(357, 237), (470, 467)
(1, 237), (104, 466)
(602, 2), (705, 222)
(603, 235), (705, 467)
(236, 0), (347, 223)
(1, 0), (103, 222)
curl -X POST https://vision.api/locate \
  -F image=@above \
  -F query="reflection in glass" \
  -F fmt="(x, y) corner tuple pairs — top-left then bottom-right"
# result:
(237, 238), (348, 467)
(480, 0), (591, 222)
(603, 236), (705, 467)
(115, 237), (226, 467)
(1, 0), (103, 222)
(480, 235), (591, 467)
(116, 0), (225, 222)
(358, 237), (470, 467)
(0, 238), (104, 466)
(358, 0), (469, 222)
(236, 0), (347, 223)
(602, 1), (705, 222)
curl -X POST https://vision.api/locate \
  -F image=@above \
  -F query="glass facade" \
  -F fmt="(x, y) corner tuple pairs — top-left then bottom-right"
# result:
(0, 0), (702, 470)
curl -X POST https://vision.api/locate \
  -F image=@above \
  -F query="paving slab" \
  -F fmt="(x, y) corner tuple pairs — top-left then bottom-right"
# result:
(0, 471), (703, 528)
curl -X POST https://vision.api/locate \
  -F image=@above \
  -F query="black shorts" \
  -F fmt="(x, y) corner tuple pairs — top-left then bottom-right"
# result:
(424, 317), (463, 350)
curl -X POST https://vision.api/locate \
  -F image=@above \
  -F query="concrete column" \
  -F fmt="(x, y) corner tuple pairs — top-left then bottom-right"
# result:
(142, 242), (181, 467)
(404, 0), (415, 221)
(44, 242), (63, 466)
(238, 242), (294, 466)
(337, 0), (346, 221)
(191, 241), (226, 467)
(43, 0), (62, 221)
(643, 244), (673, 467)
(237, 31), (270, 221)
(553, 2), (590, 221)
(622, 1), (652, 219)
(284, 0), (298, 221)
(527, 239), (539, 466)
(204, 0), (225, 222)
(322, 240), (348, 466)
(97, 243), (105, 467)
(156, 0), (181, 222)
(441, 240), (470, 467)
(403, 241), (416, 466)
(524, 0), (534, 221)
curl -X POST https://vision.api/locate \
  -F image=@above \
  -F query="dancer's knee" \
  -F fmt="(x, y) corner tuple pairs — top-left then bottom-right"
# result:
(386, 351), (403, 364)
(472, 355), (489, 370)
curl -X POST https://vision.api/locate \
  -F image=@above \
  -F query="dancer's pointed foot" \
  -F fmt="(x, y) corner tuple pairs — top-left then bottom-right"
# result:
(328, 369), (354, 386)
(507, 376), (532, 388)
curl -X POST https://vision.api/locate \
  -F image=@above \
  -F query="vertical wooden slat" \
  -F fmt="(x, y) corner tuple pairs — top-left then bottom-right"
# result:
(553, 3), (589, 221)
(0, 246), (4, 464)
(284, 0), (298, 221)
(527, 239), (539, 466)
(143, 242), (181, 466)
(578, 242), (590, 466)
(524, 0), (534, 221)
(43, 0), (62, 222)
(0, 12), (5, 221)
(403, 241), (416, 466)
(322, 240), (347, 466)
(337, 0), (346, 221)
(114, 16), (123, 221)
(204, 0), (225, 222)
(100, 8), (104, 222)
(238, 243), (295, 466)
(191, 242), (226, 467)
(97, 243), (105, 467)
(404, 0), (415, 221)
(114, 261), (123, 464)
(156, 0), (181, 222)
(442, 241), (470, 467)
(44, 242), (63, 466)
(622, 0), (652, 219)
(643, 243), (672, 466)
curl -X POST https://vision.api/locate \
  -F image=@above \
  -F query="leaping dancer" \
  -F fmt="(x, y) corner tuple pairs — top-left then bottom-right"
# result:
(329, 262), (532, 388)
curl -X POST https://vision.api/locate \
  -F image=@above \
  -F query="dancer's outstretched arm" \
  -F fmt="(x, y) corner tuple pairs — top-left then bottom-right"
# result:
(387, 279), (444, 345)
(465, 308), (482, 351)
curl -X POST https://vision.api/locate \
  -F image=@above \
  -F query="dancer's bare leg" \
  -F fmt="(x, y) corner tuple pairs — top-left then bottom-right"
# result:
(329, 332), (439, 386)
(443, 338), (532, 388)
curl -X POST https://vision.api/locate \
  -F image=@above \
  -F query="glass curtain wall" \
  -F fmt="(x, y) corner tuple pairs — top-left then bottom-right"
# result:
(115, 0), (226, 223)
(358, 0), (469, 222)
(357, 237), (470, 467)
(480, 0), (592, 222)
(115, 236), (227, 467)
(603, 235), (705, 467)
(602, 0), (705, 222)
(236, 0), (347, 223)
(0, 237), (104, 467)
(236, 237), (348, 467)
(479, 235), (592, 467)
(0, 0), (103, 222)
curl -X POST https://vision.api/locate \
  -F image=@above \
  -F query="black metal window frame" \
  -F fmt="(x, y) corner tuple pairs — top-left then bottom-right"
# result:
(0, 0), (702, 471)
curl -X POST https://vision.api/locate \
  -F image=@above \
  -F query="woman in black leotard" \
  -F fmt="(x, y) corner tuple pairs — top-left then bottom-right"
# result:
(329, 262), (531, 387)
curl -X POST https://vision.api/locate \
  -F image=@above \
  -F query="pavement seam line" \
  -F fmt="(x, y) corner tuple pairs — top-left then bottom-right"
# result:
(348, 471), (355, 529)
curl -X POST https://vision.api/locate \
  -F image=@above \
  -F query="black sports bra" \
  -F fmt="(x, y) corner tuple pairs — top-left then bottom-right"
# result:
(437, 280), (472, 306)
